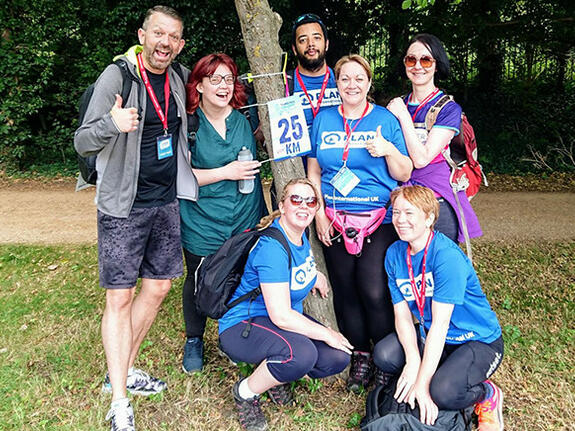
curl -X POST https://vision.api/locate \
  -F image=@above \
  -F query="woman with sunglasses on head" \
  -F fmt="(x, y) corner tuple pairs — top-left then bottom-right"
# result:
(307, 54), (412, 393)
(373, 185), (503, 431)
(218, 178), (352, 431)
(387, 34), (481, 244)
(179, 53), (267, 373)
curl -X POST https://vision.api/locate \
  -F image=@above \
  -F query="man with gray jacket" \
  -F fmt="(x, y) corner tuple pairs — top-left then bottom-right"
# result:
(74, 5), (197, 430)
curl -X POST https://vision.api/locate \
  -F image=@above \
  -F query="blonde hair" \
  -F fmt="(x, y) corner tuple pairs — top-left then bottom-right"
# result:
(257, 178), (321, 229)
(390, 185), (440, 228)
(334, 54), (373, 81)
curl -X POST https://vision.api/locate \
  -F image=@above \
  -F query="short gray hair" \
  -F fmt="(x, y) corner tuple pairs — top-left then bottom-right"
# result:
(142, 5), (184, 33)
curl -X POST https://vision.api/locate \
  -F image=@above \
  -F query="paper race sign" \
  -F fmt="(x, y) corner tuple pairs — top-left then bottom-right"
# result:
(267, 95), (311, 161)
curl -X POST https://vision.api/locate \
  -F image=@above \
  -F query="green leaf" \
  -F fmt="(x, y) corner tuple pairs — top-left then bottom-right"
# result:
(401, 0), (412, 10)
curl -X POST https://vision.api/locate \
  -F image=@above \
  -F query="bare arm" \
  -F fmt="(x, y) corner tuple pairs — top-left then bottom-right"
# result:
(193, 160), (261, 186)
(387, 97), (455, 169)
(411, 300), (454, 425)
(365, 125), (413, 182)
(261, 281), (352, 354)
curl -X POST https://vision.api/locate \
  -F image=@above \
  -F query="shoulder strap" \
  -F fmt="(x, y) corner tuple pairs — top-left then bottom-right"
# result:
(226, 227), (292, 310)
(424, 93), (453, 131)
(171, 61), (185, 84)
(187, 111), (200, 148)
(113, 59), (137, 108)
(260, 226), (292, 268)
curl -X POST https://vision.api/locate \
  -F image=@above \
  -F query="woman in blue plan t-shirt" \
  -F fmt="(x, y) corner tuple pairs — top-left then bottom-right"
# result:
(387, 34), (481, 244)
(374, 185), (503, 430)
(219, 178), (351, 431)
(308, 54), (412, 393)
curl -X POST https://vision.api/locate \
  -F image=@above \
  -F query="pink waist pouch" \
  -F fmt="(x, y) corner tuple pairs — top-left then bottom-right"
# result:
(325, 205), (388, 255)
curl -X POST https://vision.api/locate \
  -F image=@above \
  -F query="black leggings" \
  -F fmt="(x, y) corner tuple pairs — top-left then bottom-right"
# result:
(374, 332), (504, 410)
(322, 222), (398, 352)
(182, 249), (206, 339)
(434, 198), (458, 244)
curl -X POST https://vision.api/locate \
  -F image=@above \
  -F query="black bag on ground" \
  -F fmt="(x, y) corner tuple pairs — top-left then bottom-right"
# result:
(360, 379), (473, 431)
(194, 226), (291, 319)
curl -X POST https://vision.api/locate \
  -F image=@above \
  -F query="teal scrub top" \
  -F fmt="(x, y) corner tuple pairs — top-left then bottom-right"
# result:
(180, 108), (267, 256)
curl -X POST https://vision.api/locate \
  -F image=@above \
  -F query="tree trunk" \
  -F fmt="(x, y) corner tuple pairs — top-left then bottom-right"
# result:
(235, 0), (338, 329)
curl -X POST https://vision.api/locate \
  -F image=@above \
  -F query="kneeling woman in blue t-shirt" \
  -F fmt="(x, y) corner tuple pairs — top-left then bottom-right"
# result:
(219, 178), (352, 431)
(374, 185), (504, 430)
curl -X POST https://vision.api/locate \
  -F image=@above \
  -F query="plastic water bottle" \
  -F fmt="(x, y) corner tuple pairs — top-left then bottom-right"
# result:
(237, 146), (254, 194)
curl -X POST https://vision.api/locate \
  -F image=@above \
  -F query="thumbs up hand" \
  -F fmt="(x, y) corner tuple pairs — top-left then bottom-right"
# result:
(366, 126), (393, 158)
(110, 94), (139, 133)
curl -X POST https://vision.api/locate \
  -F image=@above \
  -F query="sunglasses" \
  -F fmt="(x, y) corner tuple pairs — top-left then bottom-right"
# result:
(208, 74), (236, 85)
(295, 13), (324, 25)
(403, 55), (435, 69)
(288, 194), (318, 208)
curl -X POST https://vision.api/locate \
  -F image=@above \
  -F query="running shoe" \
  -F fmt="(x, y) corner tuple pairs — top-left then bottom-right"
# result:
(105, 401), (135, 431)
(102, 368), (167, 396)
(267, 383), (295, 406)
(233, 379), (268, 431)
(346, 351), (371, 394)
(474, 380), (504, 431)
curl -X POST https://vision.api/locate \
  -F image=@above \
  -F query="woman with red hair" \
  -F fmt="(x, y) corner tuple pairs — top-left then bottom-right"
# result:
(179, 53), (267, 373)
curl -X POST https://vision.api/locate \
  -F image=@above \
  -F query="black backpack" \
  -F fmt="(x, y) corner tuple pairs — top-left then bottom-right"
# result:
(361, 381), (473, 431)
(194, 226), (292, 320)
(77, 60), (184, 185)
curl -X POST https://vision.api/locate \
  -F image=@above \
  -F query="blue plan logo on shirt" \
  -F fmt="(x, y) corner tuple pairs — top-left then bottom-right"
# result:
(294, 88), (341, 108)
(396, 272), (435, 301)
(319, 131), (376, 150)
(290, 255), (317, 291)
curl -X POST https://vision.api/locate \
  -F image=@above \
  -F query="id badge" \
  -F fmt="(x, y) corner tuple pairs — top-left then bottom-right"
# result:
(157, 134), (173, 160)
(329, 165), (360, 197)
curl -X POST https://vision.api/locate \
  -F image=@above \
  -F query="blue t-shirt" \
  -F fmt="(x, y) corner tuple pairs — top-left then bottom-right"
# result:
(310, 104), (408, 217)
(292, 67), (341, 131)
(218, 219), (317, 334)
(385, 232), (501, 344)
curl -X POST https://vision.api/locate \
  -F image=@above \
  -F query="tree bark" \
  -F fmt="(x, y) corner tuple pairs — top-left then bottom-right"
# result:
(235, 0), (338, 329)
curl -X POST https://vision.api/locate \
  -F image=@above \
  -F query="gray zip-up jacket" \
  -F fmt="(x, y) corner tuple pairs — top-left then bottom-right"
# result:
(74, 45), (198, 218)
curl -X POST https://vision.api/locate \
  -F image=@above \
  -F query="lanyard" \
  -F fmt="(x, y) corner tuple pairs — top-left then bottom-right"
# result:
(296, 66), (330, 118)
(137, 53), (170, 133)
(406, 231), (435, 319)
(408, 88), (439, 122)
(341, 101), (370, 164)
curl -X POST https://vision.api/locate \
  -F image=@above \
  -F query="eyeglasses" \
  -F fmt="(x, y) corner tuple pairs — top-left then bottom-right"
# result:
(403, 55), (435, 69)
(208, 74), (236, 85)
(288, 194), (318, 208)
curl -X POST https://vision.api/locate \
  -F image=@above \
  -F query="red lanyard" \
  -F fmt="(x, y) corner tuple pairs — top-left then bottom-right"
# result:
(296, 66), (330, 118)
(406, 231), (435, 319)
(408, 88), (439, 122)
(137, 53), (170, 133)
(341, 101), (370, 163)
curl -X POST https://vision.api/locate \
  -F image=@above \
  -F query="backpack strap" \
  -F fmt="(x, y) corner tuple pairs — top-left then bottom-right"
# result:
(424, 93), (453, 131)
(170, 61), (185, 85)
(226, 226), (292, 310)
(113, 58), (141, 116)
(187, 111), (200, 149)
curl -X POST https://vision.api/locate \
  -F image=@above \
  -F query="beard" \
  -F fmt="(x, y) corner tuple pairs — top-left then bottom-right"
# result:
(296, 49), (326, 72)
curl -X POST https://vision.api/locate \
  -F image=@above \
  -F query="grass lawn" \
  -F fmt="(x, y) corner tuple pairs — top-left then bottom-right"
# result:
(0, 241), (573, 430)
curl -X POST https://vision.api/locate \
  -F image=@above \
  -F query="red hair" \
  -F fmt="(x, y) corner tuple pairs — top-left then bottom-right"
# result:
(186, 53), (247, 114)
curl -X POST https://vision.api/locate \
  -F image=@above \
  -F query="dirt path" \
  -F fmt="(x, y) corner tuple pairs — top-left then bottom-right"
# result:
(1, 179), (574, 245)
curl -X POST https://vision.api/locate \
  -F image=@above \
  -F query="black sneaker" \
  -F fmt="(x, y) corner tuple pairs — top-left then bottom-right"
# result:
(373, 368), (392, 388)
(182, 337), (204, 373)
(232, 379), (268, 431)
(346, 351), (372, 394)
(267, 383), (295, 406)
